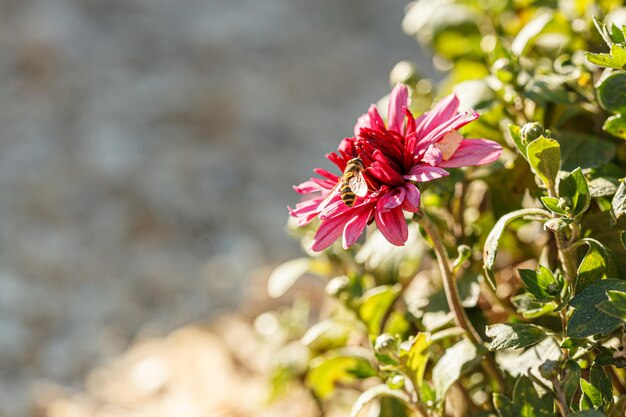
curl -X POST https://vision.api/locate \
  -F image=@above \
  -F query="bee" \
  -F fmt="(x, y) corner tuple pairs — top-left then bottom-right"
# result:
(318, 157), (368, 210)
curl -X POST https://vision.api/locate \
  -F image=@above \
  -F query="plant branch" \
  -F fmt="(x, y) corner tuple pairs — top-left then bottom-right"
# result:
(415, 213), (505, 393)
(547, 184), (578, 282)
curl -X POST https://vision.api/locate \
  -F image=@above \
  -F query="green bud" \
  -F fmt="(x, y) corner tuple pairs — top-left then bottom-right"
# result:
(539, 359), (559, 379)
(387, 374), (406, 389)
(374, 333), (397, 356)
(557, 197), (572, 212)
(492, 58), (515, 84)
(520, 122), (545, 144)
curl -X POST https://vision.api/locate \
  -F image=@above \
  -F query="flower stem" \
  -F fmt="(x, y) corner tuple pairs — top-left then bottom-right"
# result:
(415, 213), (505, 392)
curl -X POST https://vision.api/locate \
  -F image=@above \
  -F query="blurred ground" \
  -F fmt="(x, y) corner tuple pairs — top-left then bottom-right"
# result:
(0, 0), (427, 415)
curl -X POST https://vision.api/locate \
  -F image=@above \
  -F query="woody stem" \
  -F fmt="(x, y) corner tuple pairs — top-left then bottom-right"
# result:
(415, 212), (505, 392)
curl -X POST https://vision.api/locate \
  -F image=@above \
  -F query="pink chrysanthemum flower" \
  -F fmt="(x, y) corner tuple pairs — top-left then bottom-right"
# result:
(290, 84), (502, 252)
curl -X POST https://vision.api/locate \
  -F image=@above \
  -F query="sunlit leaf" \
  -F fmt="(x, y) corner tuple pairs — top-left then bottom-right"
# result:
(486, 323), (550, 351)
(526, 136), (561, 189)
(432, 339), (482, 403)
(512, 12), (553, 56)
(612, 181), (626, 222)
(586, 43), (626, 71)
(483, 208), (551, 288)
(301, 319), (353, 351)
(399, 332), (431, 389)
(359, 285), (402, 336)
(306, 348), (377, 399)
(576, 239), (608, 291)
(558, 168), (590, 216)
(604, 113), (626, 140)
(267, 258), (312, 298)
(349, 385), (412, 417)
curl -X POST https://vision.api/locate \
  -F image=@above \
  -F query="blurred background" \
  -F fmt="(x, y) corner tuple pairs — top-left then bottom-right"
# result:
(0, 0), (430, 415)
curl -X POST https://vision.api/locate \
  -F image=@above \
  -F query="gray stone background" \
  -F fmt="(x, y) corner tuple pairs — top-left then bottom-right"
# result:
(0, 0), (429, 415)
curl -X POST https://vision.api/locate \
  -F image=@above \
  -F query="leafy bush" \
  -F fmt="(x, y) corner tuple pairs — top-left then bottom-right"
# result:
(263, 1), (626, 416)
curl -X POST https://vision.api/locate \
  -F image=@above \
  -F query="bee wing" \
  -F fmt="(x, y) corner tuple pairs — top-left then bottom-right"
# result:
(348, 170), (368, 197)
(316, 181), (341, 211)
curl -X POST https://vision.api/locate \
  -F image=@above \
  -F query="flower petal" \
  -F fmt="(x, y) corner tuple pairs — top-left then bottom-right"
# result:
(376, 187), (405, 212)
(289, 198), (323, 226)
(403, 183), (421, 210)
(413, 111), (479, 159)
(342, 207), (372, 249)
(375, 207), (408, 246)
(311, 212), (351, 251)
(387, 83), (409, 134)
(404, 165), (450, 182)
(422, 145), (443, 166)
(439, 139), (503, 168)
(414, 94), (459, 138)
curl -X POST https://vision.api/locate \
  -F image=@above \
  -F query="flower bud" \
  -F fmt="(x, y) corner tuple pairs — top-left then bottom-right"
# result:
(492, 58), (515, 84)
(520, 122), (545, 144)
(374, 333), (397, 356)
(326, 276), (350, 297)
(539, 359), (559, 379)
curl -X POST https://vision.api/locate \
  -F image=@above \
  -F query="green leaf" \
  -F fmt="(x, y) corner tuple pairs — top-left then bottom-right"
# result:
(588, 177), (618, 198)
(494, 376), (554, 417)
(306, 348), (377, 399)
(526, 136), (561, 189)
(594, 345), (626, 368)
(557, 131), (616, 171)
(590, 366), (613, 409)
(507, 123), (528, 160)
(512, 12), (553, 56)
(432, 339), (482, 403)
(349, 385), (412, 417)
(486, 323), (550, 351)
(559, 168), (591, 216)
(604, 113), (626, 140)
(399, 332), (431, 389)
(541, 196), (568, 215)
(359, 285), (402, 337)
(267, 258), (311, 298)
(301, 319), (352, 351)
(596, 71), (626, 113)
(483, 208), (551, 288)
(586, 43), (626, 71)
(569, 411), (606, 416)
(580, 379), (602, 410)
(597, 290), (626, 321)
(517, 376), (555, 416)
(563, 360), (582, 408)
(567, 278), (626, 338)
(519, 266), (562, 301)
(612, 181), (626, 222)
(493, 393), (515, 417)
(576, 240), (608, 291)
